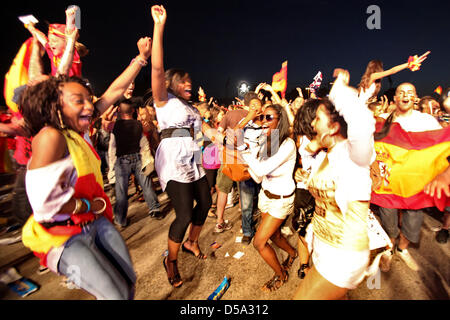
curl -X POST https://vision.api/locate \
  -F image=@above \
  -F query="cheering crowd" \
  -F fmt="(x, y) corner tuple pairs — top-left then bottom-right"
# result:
(0, 5), (449, 300)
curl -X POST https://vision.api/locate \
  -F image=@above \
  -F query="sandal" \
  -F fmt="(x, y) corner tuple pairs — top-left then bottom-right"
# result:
(163, 257), (183, 288)
(182, 240), (207, 260)
(281, 252), (298, 270)
(261, 271), (288, 292)
(298, 264), (310, 279)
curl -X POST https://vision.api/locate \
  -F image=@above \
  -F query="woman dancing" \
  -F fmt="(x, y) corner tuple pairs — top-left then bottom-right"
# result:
(293, 69), (376, 299)
(151, 5), (211, 288)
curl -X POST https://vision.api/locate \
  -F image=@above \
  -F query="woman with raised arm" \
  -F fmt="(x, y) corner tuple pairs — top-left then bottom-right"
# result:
(358, 51), (430, 103)
(293, 69), (376, 300)
(151, 5), (211, 288)
(20, 37), (152, 300)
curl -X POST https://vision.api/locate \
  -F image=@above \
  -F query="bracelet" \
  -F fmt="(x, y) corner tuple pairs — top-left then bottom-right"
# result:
(92, 197), (107, 215)
(72, 198), (82, 214)
(80, 198), (91, 213)
(236, 143), (249, 152)
(131, 56), (148, 67)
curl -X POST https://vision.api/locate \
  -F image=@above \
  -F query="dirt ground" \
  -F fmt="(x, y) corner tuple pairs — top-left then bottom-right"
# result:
(1, 184), (449, 302)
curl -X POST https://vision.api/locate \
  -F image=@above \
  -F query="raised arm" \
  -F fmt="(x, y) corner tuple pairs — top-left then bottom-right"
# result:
(28, 37), (44, 81)
(94, 37), (152, 115)
(25, 23), (48, 48)
(56, 28), (78, 76)
(151, 5), (169, 107)
(330, 69), (375, 167)
(370, 51), (431, 83)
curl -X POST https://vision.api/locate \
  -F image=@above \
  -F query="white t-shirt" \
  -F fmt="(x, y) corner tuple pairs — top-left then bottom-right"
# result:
(154, 93), (205, 191)
(379, 110), (442, 132)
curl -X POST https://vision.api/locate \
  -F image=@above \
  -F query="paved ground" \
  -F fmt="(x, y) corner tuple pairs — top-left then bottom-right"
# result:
(0, 184), (449, 301)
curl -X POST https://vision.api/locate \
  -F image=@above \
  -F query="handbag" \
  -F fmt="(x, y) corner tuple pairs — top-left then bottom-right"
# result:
(221, 145), (251, 182)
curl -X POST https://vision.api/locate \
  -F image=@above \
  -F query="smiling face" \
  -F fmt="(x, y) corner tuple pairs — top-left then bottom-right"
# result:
(262, 107), (279, 136)
(394, 83), (417, 115)
(172, 74), (192, 101)
(60, 82), (94, 133)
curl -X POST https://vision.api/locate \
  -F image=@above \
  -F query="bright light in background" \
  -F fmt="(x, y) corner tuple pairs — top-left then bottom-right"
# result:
(238, 82), (249, 96)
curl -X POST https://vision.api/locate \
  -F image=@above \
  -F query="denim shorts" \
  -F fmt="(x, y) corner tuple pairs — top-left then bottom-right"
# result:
(378, 207), (424, 243)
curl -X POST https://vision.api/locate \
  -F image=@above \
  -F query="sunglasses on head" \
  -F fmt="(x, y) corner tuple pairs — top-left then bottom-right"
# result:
(258, 114), (278, 121)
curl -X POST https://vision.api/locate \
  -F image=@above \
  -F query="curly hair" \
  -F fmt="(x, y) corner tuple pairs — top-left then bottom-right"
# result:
(19, 76), (93, 137)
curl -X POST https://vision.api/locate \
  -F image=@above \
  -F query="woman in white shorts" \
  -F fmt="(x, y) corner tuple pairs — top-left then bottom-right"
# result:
(293, 69), (376, 300)
(238, 104), (297, 292)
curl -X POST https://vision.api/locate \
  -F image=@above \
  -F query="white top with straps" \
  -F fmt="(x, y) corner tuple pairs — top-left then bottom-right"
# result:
(154, 93), (205, 191)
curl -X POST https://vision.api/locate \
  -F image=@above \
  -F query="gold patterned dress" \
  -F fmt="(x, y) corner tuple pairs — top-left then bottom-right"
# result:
(306, 156), (370, 289)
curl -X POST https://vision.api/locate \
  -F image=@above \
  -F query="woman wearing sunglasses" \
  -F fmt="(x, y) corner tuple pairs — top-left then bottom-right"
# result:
(237, 104), (297, 292)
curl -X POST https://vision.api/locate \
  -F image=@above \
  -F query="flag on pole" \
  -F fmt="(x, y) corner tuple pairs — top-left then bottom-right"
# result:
(272, 61), (288, 99)
(371, 122), (450, 211)
(434, 86), (443, 95)
(309, 71), (323, 96)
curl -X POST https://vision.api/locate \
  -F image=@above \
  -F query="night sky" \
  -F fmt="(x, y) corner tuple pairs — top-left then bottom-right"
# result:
(1, 0), (449, 106)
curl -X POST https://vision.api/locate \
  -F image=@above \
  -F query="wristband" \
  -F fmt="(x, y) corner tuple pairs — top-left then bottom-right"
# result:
(131, 56), (148, 67)
(92, 197), (107, 215)
(236, 143), (249, 152)
(80, 198), (91, 213)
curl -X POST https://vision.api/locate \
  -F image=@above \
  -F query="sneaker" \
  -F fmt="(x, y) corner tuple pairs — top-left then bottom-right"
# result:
(396, 248), (419, 271)
(436, 229), (449, 244)
(242, 235), (253, 245)
(379, 249), (393, 272)
(214, 220), (233, 233)
(149, 209), (164, 220)
(113, 218), (129, 230)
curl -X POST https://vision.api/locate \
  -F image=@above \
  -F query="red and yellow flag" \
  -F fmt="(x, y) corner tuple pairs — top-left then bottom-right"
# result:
(434, 86), (443, 95)
(3, 38), (34, 114)
(371, 122), (450, 211)
(272, 61), (288, 98)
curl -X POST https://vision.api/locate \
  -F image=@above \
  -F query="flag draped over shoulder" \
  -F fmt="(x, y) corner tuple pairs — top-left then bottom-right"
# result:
(371, 121), (450, 211)
(272, 61), (288, 98)
(3, 38), (33, 114)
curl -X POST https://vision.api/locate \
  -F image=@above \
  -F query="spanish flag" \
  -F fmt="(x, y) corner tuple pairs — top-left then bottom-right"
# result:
(3, 38), (34, 114)
(272, 61), (288, 98)
(371, 122), (450, 211)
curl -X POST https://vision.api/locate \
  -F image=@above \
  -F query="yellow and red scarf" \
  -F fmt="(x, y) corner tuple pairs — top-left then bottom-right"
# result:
(22, 130), (112, 266)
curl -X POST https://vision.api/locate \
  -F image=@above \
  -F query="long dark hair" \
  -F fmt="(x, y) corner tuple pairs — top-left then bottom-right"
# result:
(293, 99), (320, 141)
(259, 104), (291, 158)
(19, 75), (93, 137)
(320, 98), (348, 139)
